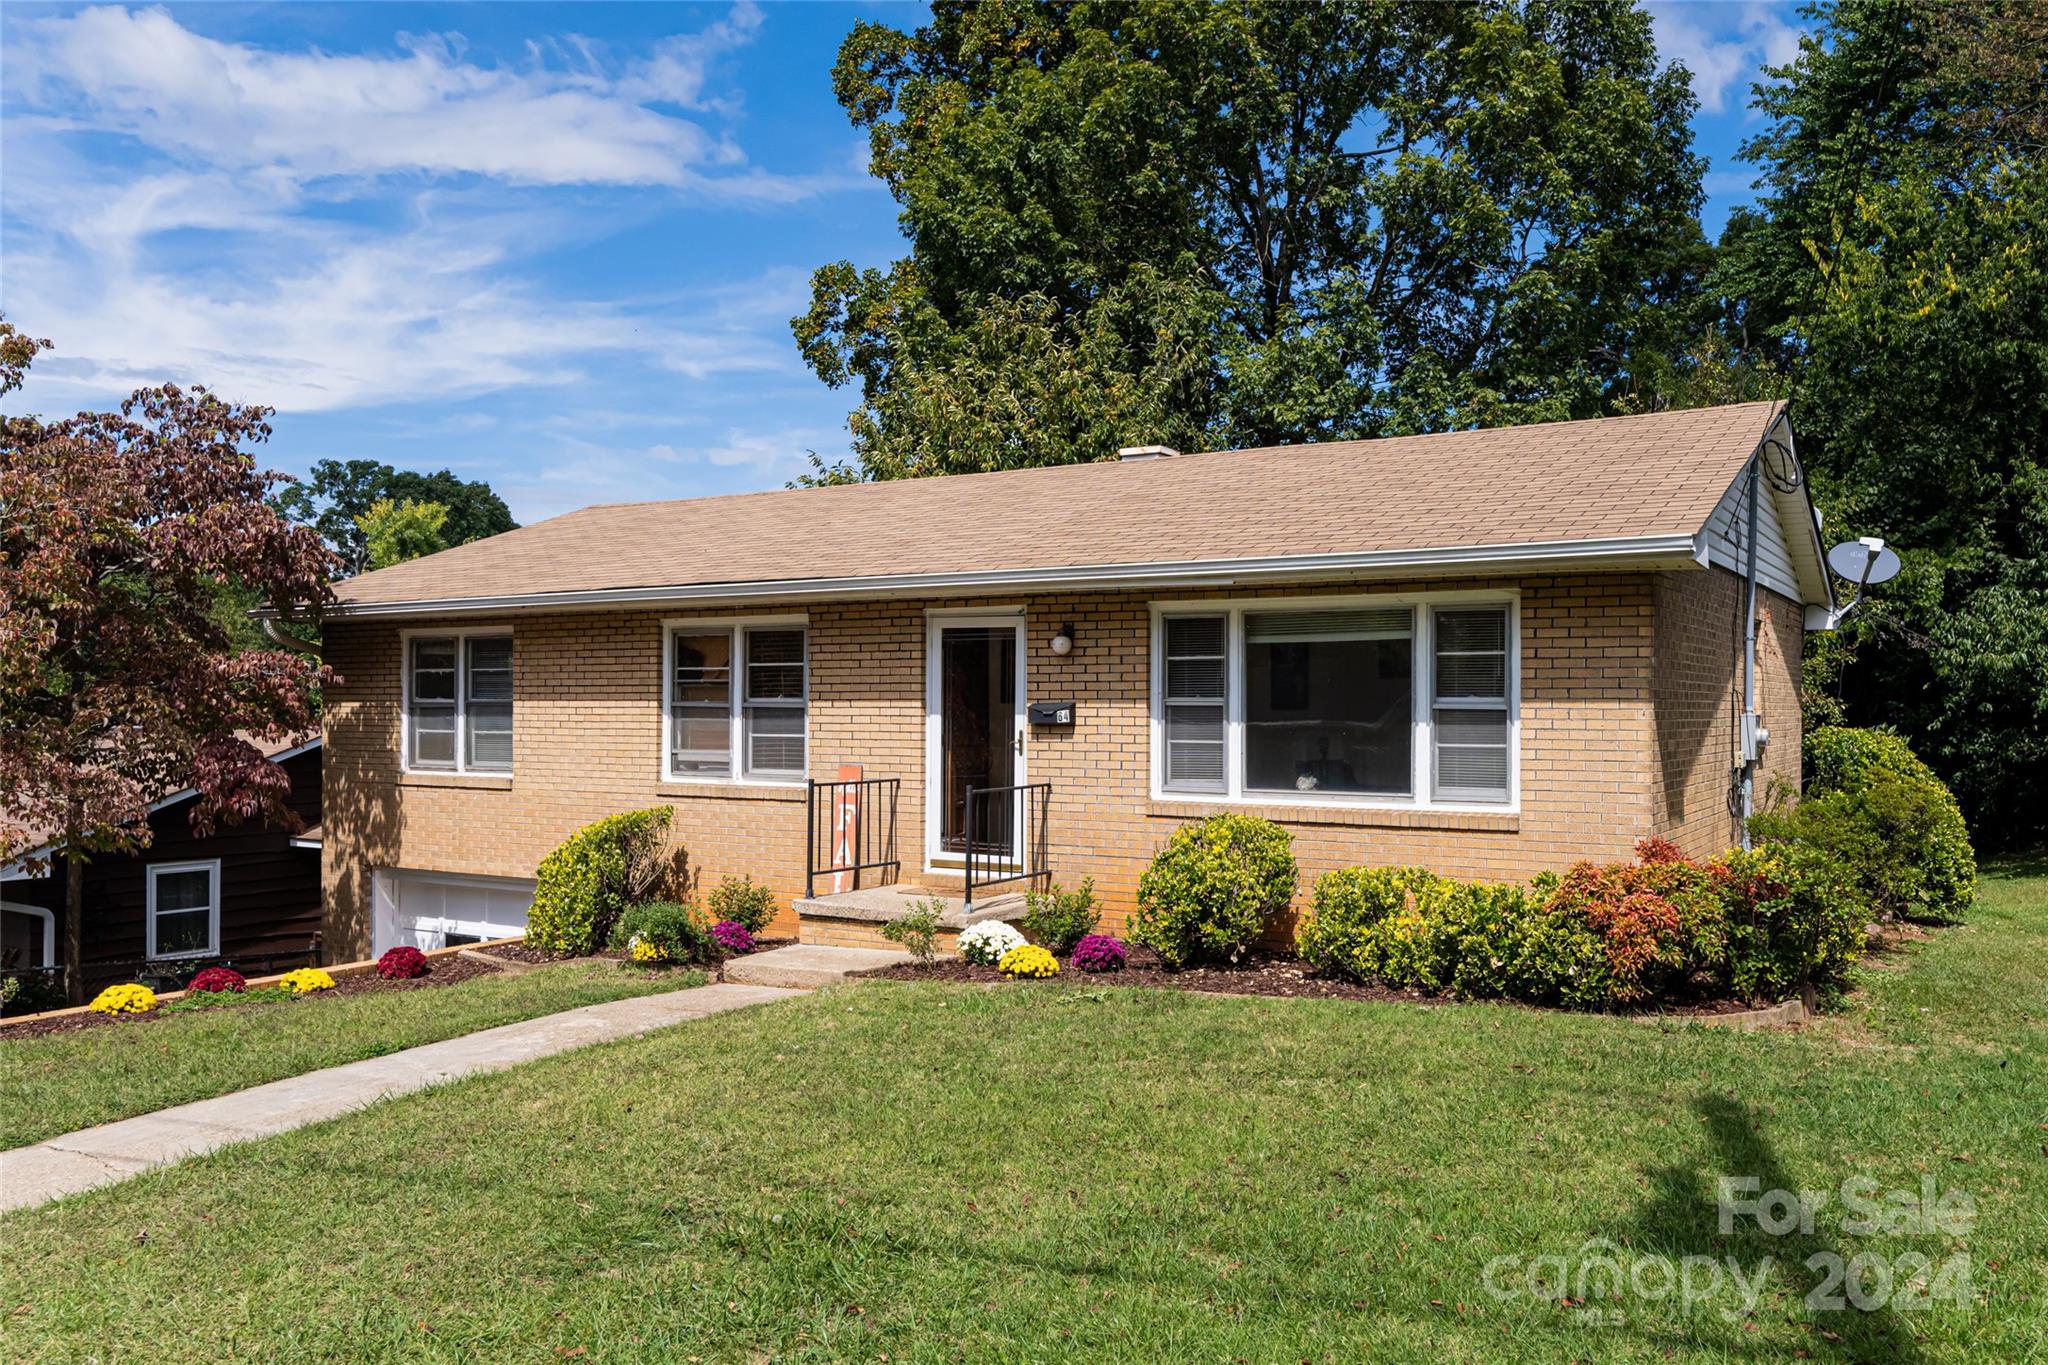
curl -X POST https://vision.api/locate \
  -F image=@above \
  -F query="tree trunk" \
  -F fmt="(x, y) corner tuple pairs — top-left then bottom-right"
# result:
(63, 850), (85, 1005)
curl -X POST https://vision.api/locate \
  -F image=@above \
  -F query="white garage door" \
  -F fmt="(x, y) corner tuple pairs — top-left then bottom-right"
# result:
(373, 870), (535, 955)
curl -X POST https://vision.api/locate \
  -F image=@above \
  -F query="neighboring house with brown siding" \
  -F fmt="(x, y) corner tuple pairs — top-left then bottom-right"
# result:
(310, 402), (1833, 957)
(1, 741), (325, 993)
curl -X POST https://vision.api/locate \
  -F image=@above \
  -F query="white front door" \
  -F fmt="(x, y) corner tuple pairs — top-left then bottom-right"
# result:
(924, 613), (1025, 870)
(373, 870), (536, 954)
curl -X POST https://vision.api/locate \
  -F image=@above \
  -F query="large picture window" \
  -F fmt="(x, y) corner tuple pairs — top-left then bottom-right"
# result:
(666, 620), (808, 782)
(1153, 598), (1515, 807)
(406, 631), (513, 773)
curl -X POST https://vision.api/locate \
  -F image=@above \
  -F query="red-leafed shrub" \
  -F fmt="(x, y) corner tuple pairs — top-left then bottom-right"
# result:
(187, 966), (246, 993)
(1535, 847), (1724, 1006)
(1634, 835), (1687, 865)
(376, 946), (430, 980)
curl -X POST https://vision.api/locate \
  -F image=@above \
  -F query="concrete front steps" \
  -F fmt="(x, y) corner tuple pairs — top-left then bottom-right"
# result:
(791, 883), (1026, 952)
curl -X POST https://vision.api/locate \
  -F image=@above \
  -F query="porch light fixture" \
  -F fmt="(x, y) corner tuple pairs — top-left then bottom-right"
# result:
(1050, 624), (1074, 656)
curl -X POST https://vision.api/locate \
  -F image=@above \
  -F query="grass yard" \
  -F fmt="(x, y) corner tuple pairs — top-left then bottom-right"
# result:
(2, 865), (2042, 1363)
(0, 961), (701, 1148)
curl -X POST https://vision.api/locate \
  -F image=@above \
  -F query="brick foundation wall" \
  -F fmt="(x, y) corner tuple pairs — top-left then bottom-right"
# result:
(322, 569), (1786, 957)
(1650, 569), (1805, 860)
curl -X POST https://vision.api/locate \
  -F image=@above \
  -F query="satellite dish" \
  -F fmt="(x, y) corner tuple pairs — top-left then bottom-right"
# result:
(1827, 537), (1901, 586)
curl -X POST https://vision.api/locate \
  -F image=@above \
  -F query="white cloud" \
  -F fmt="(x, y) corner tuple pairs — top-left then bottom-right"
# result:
(1648, 2), (1805, 116)
(2, 3), (787, 190)
(0, 4), (868, 418)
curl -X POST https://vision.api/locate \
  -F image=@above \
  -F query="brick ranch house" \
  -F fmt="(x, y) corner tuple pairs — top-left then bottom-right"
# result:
(311, 401), (1834, 957)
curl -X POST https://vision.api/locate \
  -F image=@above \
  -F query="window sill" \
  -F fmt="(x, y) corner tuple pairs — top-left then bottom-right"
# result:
(1146, 796), (1519, 833)
(399, 771), (514, 792)
(654, 780), (806, 803)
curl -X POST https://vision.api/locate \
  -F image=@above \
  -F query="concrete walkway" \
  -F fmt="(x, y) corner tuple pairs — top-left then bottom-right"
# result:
(1, 981), (798, 1213)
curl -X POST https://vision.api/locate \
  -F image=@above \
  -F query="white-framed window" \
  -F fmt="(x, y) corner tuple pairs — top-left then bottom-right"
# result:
(403, 630), (514, 774)
(663, 617), (808, 784)
(1150, 593), (1518, 809)
(147, 859), (220, 959)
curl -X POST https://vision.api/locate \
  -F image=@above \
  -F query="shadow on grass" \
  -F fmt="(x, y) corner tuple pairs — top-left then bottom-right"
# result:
(1618, 1095), (1925, 1362)
(1981, 849), (2048, 882)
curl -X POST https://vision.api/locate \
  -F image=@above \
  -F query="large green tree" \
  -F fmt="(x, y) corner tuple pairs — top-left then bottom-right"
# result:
(1711, 0), (2048, 849)
(275, 459), (514, 575)
(795, 0), (1708, 480)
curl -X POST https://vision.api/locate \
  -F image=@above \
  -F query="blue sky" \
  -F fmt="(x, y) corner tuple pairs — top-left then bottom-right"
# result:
(1, 1), (1811, 524)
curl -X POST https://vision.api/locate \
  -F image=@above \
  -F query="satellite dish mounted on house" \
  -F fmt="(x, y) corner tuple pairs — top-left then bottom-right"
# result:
(1821, 536), (1902, 628)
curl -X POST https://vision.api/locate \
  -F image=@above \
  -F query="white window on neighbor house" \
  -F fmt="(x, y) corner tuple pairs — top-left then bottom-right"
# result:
(665, 619), (808, 783)
(405, 632), (514, 774)
(147, 859), (220, 959)
(1151, 595), (1517, 808)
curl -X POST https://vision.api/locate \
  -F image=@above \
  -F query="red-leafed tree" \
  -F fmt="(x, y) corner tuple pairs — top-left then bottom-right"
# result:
(1, 320), (340, 1001)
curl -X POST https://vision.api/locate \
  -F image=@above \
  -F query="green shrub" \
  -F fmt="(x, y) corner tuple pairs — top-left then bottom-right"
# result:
(1751, 725), (1976, 922)
(1133, 815), (1297, 967)
(525, 807), (675, 953)
(1020, 878), (1099, 954)
(1428, 880), (1539, 999)
(707, 875), (778, 934)
(611, 900), (711, 964)
(880, 898), (944, 965)
(1713, 844), (1864, 1001)
(1296, 866), (1445, 980)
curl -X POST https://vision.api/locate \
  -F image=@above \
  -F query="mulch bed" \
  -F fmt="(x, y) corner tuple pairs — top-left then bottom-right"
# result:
(859, 946), (1447, 1003)
(1, 954), (508, 1041)
(478, 943), (624, 965)
(857, 944), (1779, 1016)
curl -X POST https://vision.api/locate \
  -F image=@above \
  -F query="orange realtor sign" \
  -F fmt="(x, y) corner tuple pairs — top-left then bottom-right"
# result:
(827, 763), (862, 894)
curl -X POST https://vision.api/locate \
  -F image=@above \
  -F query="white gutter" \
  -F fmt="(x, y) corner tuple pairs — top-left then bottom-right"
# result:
(312, 533), (1706, 619)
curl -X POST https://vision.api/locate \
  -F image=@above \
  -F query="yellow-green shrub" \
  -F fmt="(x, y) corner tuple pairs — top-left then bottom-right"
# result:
(706, 875), (777, 934)
(1750, 726), (1975, 922)
(526, 807), (675, 953)
(1296, 866), (1446, 980)
(1133, 814), (1296, 967)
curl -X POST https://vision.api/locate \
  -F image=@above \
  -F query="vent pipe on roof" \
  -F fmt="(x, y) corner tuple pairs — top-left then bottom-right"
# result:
(1117, 445), (1180, 461)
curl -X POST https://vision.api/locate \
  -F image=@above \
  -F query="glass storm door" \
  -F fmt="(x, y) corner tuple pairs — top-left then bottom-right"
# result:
(934, 623), (1020, 859)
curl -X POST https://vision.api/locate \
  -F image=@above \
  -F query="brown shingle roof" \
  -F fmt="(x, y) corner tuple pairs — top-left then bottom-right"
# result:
(330, 401), (1790, 613)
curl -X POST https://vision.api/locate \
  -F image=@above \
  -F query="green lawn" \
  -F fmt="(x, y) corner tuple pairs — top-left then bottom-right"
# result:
(0, 961), (701, 1148)
(2, 867), (2042, 1363)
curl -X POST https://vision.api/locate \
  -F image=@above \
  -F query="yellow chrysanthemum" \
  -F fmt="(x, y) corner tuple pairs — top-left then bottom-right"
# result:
(278, 967), (336, 994)
(997, 944), (1060, 979)
(88, 983), (157, 1015)
(629, 935), (669, 963)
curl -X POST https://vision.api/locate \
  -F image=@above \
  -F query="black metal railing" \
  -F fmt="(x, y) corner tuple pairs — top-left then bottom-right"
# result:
(806, 776), (901, 898)
(962, 782), (1052, 908)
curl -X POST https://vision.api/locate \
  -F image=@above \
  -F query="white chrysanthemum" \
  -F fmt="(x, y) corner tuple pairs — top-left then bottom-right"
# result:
(958, 920), (1027, 966)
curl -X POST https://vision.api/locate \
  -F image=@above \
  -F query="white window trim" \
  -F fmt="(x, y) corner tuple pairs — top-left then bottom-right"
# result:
(146, 858), (221, 961)
(1147, 589), (1520, 813)
(661, 615), (810, 787)
(400, 626), (515, 775)
(0, 897), (57, 968)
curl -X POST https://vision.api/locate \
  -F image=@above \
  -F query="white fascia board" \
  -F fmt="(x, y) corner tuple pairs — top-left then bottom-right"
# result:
(318, 534), (1705, 619)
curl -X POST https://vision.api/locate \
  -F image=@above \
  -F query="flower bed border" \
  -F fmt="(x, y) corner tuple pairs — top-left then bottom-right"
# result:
(0, 936), (525, 1031)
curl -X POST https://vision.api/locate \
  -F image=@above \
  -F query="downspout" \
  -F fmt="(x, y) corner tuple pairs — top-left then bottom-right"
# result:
(1738, 454), (1762, 850)
(262, 616), (321, 657)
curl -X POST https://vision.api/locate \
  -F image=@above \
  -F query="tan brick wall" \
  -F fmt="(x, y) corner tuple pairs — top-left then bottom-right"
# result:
(1650, 568), (1805, 859)
(322, 570), (1786, 956)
